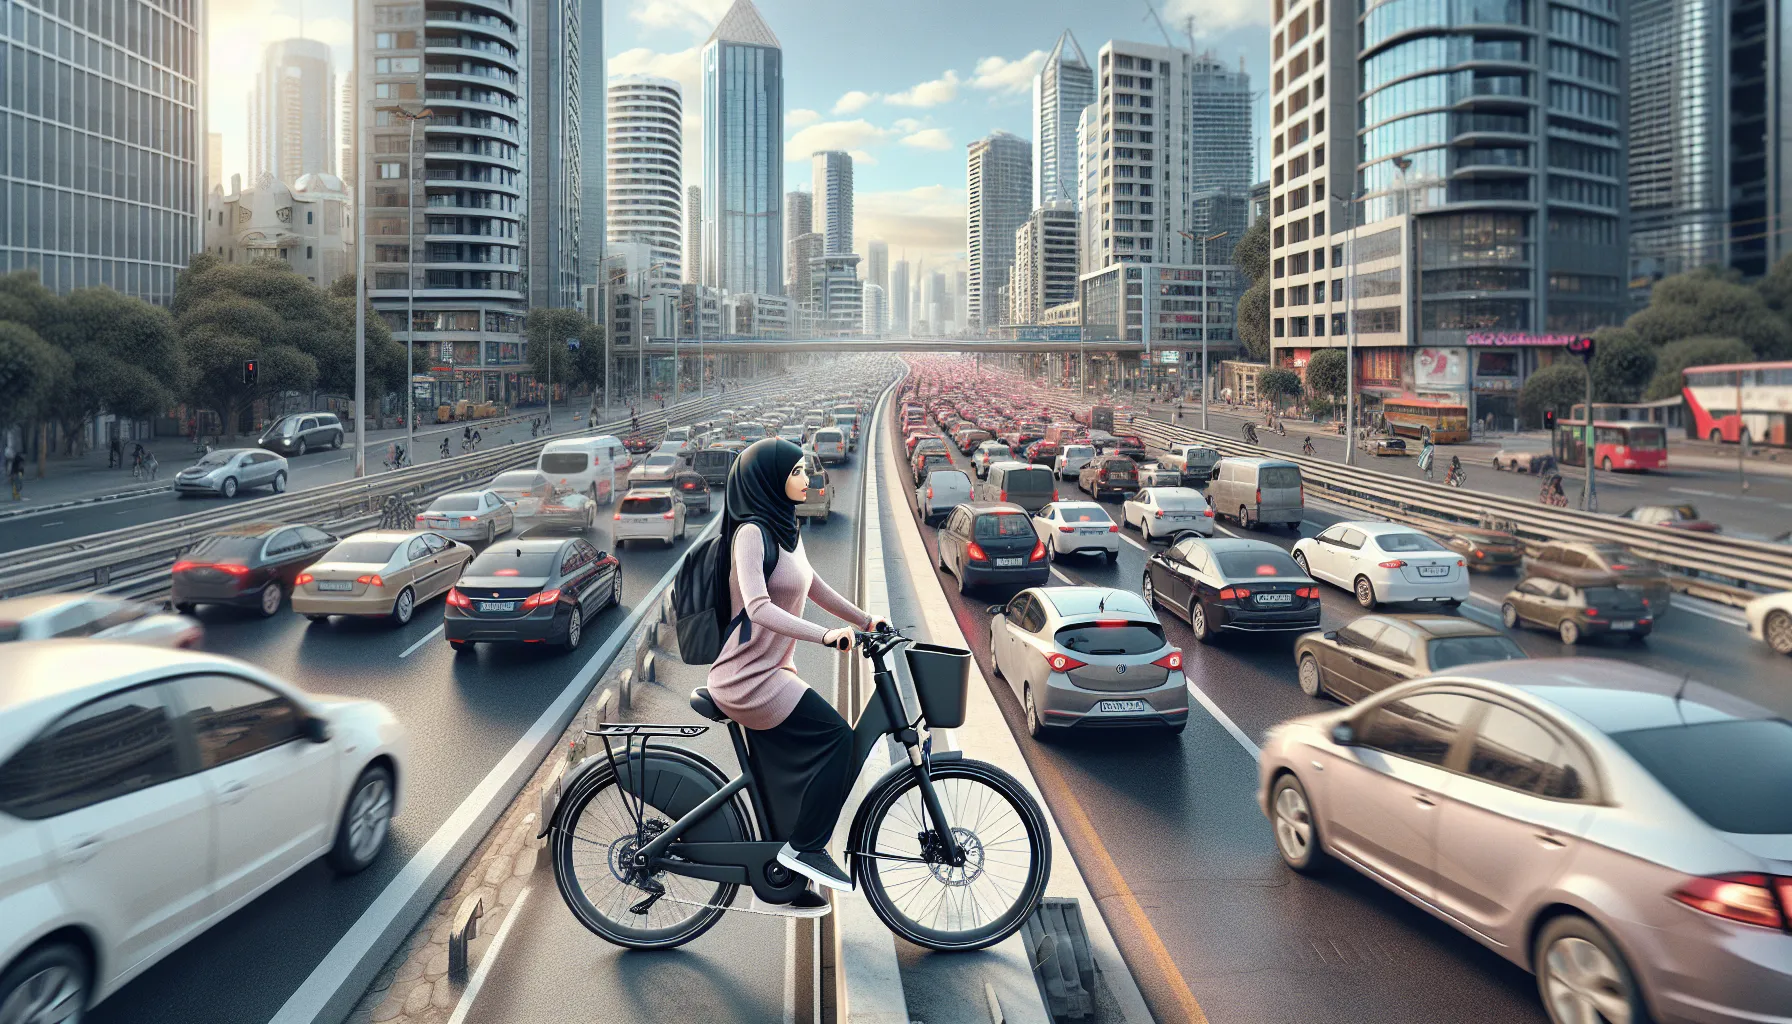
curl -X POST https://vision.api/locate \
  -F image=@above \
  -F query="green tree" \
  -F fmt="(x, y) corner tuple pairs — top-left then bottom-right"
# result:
(1754, 252), (1792, 321)
(1304, 348), (1349, 400)
(17, 283), (181, 452)
(1518, 361), (1587, 427)
(0, 321), (66, 438)
(1232, 217), (1271, 362)
(1258, 367), (1303, 409)
(1625, 267), (1791, 358)
(1641, 335), (1756, 401)
(1232, 215), (1270, 282)
(526, 307), (604, 395)
(1588, 327), (1656, 403)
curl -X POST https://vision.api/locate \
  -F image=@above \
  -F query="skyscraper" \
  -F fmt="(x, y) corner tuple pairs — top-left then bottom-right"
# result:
(865, 239), (889, 294)
(889, 259), (910, 336)
(785, 190), (812, 294)
(1, 0), (203, 303)
(1079, 41), (1197, 270)
(1189, 54), (1254, 194)
(686, 185), (703, 283)
(606, 75), (684, 285)
(251, 39), (336, 184)
(1032, 31), (1095, 210)
(578, 0), (607, 281)
(863, 282), (888, 337)
(702, 0), (785, 295)
(1011, 203), (1079, 324)
(967, 132), (1032, 330)
(338, 81), (357, 191)
(789, 231), (825, 331)
(812, 151), (854, 254)
(528, 0), (584, 310)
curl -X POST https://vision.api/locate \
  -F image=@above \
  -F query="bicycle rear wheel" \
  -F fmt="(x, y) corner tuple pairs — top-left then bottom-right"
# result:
(857, 760), (1050, 951)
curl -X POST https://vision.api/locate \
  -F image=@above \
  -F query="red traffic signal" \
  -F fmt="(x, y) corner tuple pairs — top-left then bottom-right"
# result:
(1566, 336), (1596, 360)
(1544, 410), (1556, 431)
(243, 360), (258, 385)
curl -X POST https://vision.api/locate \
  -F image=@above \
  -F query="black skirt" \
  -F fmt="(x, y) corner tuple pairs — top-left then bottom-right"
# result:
(746, 688), (854, 851)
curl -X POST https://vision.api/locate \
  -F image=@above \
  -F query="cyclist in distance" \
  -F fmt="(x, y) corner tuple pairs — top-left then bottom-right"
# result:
(706, 438), (888, 916)
(1447, 454), (1464, 486)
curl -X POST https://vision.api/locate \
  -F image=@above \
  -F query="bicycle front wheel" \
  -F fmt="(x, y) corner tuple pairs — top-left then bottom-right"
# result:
(858, 759), (1050, 952)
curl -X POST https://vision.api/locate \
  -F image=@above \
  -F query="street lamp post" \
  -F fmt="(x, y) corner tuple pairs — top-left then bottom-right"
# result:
(1332, 189), (1363, 466)
(383, 104), (433, 465)
(1184, 229), (1231, 433)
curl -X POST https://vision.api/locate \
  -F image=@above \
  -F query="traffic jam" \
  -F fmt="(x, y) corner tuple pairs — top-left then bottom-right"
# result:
(891, 353), (1792, 1024)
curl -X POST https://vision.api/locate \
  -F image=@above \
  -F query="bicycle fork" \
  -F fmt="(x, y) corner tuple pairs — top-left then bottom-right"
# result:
(867, 658), (967, 867)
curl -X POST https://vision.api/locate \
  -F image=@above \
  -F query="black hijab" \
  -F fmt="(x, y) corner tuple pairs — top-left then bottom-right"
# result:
(723, 436), (804, 555)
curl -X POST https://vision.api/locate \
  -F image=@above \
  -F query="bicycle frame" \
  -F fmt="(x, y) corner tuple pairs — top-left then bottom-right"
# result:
(587, 632), (964, 906)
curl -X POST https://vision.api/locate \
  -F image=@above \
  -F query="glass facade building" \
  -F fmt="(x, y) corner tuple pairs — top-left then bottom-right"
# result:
(967, 130), (1031, 331)
(1032, 30), (1094, 211)
(1, 0), (205, 305)
(701, 0), (783, 296)
(811, 150), (852, 255)
(576, 0), (604, 284)
(250, 38), (336, 186)
(527, 0), (582, 310)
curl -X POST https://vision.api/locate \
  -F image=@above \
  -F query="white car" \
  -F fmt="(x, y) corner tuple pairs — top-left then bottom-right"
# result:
(627, 452), (682, 485)
(917, 469), (973, 526)
(971, 442), (1013, 479)
(0, 595), (203, 649)
(1031, 501), (1120, 562)
(0, 642), (406, 1017)
(1291, 521), (1469, 609)
(613, 488), (686, 547)
(1053, 444), (1096, 481)
(1137, 463), (1182, 488)
(1121, 487), (1215, 541)
(1745, 590), (1792, 655)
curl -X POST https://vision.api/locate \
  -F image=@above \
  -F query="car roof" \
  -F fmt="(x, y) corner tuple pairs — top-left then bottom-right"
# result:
(1378, 614), (1499, 638)
(1036, 586), (1152, 618)
(964, 501), (1026, 514)
(1432, 658), (1777, 734)
(341, 529), (428, 542)
(624, 487), (675, 497)
(1349, 521), (1424, 536)
(1192, 537), (1278, 552)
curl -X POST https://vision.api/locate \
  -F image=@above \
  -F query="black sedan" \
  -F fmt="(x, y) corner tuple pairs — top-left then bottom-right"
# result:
(171, 521), (338, 617)
(1143, 537), (1321, 643)
(671, 470), (712, 515)
(444, 537), (621, 653)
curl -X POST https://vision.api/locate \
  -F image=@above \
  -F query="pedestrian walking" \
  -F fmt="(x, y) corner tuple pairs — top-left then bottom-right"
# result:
(109, 436), (122, 469)
(1418, 437), (1436, 480)
(8, 452), (24, 501)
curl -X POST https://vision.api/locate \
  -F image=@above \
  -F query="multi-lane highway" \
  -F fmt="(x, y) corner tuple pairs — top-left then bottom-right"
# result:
(883, 372), (1786, 1024)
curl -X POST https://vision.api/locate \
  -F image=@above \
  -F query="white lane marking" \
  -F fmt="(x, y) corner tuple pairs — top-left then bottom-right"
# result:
(398, 624), (445, 659)
(1185, 681), (1261, 760)
(783, 917), (796, 1024)
(1671, 596), (1746, 627)
(1050, 567), (1078, 585)
(1121, 531), (1150, 552)
(443, 886), (530, 1024)
(38, 521), (63, 528)
(266, 517), (718, 1024)
(1671, 487), (1717, 497)
(1215, 524), (1240, 537)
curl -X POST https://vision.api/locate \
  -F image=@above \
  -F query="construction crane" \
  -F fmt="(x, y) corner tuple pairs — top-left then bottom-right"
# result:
(1139, 0), (1198, 52)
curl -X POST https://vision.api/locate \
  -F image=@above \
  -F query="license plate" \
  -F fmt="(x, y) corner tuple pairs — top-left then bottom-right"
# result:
(995, 557), (1024, 567)
(479, 601), (516, 613)
(316, 580), (353, 592)
(1611, 620), (1635, 630)
(1418, 565), (1449, 577)
(427, 518), (450, 528)
(1255, 592), (1293, 605)
(1097, 700), (1150, 714)
(1081, 528), (1105, 534)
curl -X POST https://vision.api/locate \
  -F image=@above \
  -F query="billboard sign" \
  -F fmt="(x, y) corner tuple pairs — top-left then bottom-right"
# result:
(1414, 347), (1468, 389)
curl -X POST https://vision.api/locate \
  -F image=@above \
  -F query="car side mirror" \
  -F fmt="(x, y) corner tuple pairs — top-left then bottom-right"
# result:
(596, 551), (609, 561)
(1329, 722), (1356, 746)
(302, 716), (332, 743)
(986, 605), (1006, 617)
(1322, 630), (1338, 641)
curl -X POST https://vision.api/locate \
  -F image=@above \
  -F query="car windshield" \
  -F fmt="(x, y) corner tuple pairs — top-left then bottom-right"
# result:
(265, 417), (299, 436)
(1057, 505), (1112, 524)
(1582, 586), (1646, 607)
(540, 452), (588, 473)
(981, 446), (1010, 458)
(1593, 546), (1653, 570)
(621, 496), (673, 514)
(1054, 621), (1166, 656)
(973, 513), (1035, 539)
(188, 534), (267, 558)
(1376, 531), (1446, 553)
(1155, 493), (1205, 510)
(194, 451), (235, 468)
(1610, 719), (1792, 834)
(1260, 466), (1302, 488)
(325, 540), (400, 563)
(429, 495), (482, 512)
(1427, 635), (1526, 670)
(466, 549), (559, 577)
(646, 455), (677, 467)
(1064, 446), (1094, 458)
(1214, 550), (1303, 578)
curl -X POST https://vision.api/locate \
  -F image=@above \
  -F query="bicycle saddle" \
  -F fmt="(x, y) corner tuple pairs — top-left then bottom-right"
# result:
(688, 687), (731, 723)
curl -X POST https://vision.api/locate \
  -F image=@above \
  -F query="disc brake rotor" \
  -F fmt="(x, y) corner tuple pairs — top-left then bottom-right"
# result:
(921, 827), (986, 887)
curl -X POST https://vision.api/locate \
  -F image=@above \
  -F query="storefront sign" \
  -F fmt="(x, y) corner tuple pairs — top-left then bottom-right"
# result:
(1465, 332), (1581, 347)
(1415, 347), (1468, 389)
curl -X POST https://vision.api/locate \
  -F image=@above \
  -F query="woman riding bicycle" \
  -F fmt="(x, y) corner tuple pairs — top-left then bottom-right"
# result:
(1243, 422), (1259, 444)
(1447, 454), (1463, 486)
(1302, 436), (1316, 456)
(1541, 472), (1566, 505)
(707, 438), (888, 916)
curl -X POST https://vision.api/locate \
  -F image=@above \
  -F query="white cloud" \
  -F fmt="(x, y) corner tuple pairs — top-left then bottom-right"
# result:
(1163, 0), (1274, 32)
(971, 50), (1048, 96)
(787, 108), (822, 129)
(627, 0), (733, 36)
(899, 128), (955, 151)
(784, 119), (896, 162)
(856, 185), (969, 272)
(885, 70), (961, 108)
(892, 118), (926, 134)
(849, 149), (877, 166)
(832, 90), (878, 114)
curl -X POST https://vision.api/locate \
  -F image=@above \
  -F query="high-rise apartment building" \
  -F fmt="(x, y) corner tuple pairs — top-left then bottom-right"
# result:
(606, 75), (683, 285)
(1011, 203), (1079, 325)
(251, 39), (336, 185)
(863, 282), (888, 336)
(339, 81), (357, 190)
(865, 239), (888, 294)
(889, 259), (910, 336)
(578, 0), (606, 281)
(702, 0), (785, 295)
(528, 0), (584, 310)
(686, 185), (702, 283)
(810, 253), (863, 335)
(812, 151), (854, 254)
(358, 0), (527, 401)
(1267, 0), (1628, 427)
(967, 131), (1032, 331)
(788, 231), (824, 331)
(1077, 103), (1099, 272)
(1079, 42), (1197, 270)
(1, 0), (204, 303)
(1033, 31), (1096, 211)
(1189, 54), (1254, 194)
(784, 189), (812, 293)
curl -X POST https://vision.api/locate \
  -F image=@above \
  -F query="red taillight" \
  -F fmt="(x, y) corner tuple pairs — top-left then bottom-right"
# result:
(1052, 490), (1060, 500)
(1610, 563), (1631, 571)
(1472, 548), (1486, 558)
(1058, 525), (1075, 533)
(171, 560), (199, 573)
(966, 541), (990, 562)
(1378, 559), (1407, 569)
(1152, 650), (1183, 671)
(216, 563), (249, 576)
(1296, 586), (1321, 599)
(926, 487), (933, 499)
(357, 574), (384, 587)
(415, 515), (426, 524)
(1154, 509), (1164, 518)
(1046, 652), (1087, 672)
(614, 512), (623, 520)
(1108, 523), (1119, 533)
(1203, 508), (1215, 517)
(1671, 874), (1787, 930)
(295, 572), (315, 585)
(999, 490), (1007, 501)
(1029, 540), (1047, 561)
(523, 588), (563, 609)
(1584, 607), (1600, 618)
(446, 587), (471, 608)
(1255, 488), (1261, 505)
(1219, 586), (1252, 600)
(662, 510), (676, 520)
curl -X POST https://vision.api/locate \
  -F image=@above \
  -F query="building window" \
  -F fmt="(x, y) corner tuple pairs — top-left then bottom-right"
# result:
(1273, 288), (1285, 307)
(1274, 257), (1285, 278)
(1290, 316), (1309, 337)
(306, 246), (314, 259)
(1313, 247), (1325, 270)
(377, 162), (404, 179)
(1354, 308), (1402, 334)
(1290, 284), (1309, 305)
(1274, 317), (1286, 337)
(1290, 252), (1309, 275)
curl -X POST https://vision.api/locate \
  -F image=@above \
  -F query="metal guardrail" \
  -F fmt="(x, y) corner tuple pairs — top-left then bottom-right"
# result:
(0, 374), (839, 602)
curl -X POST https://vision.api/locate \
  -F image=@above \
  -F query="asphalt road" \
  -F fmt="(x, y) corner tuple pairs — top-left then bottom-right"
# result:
(884, 399), (1783, 1024)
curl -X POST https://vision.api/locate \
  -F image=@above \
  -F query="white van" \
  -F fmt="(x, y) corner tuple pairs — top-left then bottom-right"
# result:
(536, 438), (620, 504)
(589, 434), (632, 473)
(813, 428), (847, 464)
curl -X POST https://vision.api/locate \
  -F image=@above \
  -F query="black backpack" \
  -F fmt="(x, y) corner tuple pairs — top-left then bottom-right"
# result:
(672, 524), (777, 664)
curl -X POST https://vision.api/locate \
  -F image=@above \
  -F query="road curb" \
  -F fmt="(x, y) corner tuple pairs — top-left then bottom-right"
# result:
(0, 482), (173, 520)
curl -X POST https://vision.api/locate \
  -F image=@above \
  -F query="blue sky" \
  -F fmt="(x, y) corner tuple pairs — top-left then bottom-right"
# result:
(210, 0), (1272, 273)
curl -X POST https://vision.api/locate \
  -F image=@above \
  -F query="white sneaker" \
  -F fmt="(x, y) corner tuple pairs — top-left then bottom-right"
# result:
(750, 890), (832, 918)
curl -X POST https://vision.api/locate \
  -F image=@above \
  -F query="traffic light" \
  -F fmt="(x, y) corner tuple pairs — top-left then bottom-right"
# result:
(243, 360), (258, 386)
(1567, 336), (1596, 361)
(1543, 409), (1556, 431)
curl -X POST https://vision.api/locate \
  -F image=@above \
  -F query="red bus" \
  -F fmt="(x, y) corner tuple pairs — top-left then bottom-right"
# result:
(1682, 361), (1792, 447)
(1552, 419), (1669, 471)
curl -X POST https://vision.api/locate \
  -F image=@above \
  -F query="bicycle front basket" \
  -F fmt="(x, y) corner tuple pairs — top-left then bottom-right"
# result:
(904, 642), (971, 729)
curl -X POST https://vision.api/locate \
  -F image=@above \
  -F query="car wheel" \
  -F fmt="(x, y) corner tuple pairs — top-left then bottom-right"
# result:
(1559, 619), (1581, 645)
(1270, 773), (1327, 874)
(1191, 601), (1215, 644)
(1142, 572), (1157, 607)
(1766, 610), (1792, 655)
(328, 762), (394, 874)
(1292, 551), (1310, 576)
(485, 522), (494, 544)
(390, 586), (416, 626)
(451, 640), (476, 656)
(1600, 456), (1613, 472)
(0, 940), (91, 1024)
(1709, 428), (1723, 443)
(272, 471), (287, 493)
(1354, 576), (1377, 609)
(1105, 549), (1117, 564)
(257, 581), (284, 618)
(1239, 506), (1251, 529)
(562, 603), (584, 651)
(331, 432), (343, 450)
(1502, 602), (1520, 629)
(1534, 915), (1646, 1024)
(221, 475), (239, 498)
(296, 438), (307, 457)
(1024, 686), (1049, 742)
(174, 602), (197, 615)
(1297, 654), (1324, 698)
(957, 568), (971, 596)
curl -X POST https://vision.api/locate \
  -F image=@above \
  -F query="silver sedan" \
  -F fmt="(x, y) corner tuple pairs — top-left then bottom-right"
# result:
(413, 489), (515, 544)
(174, 448), (289, 498)
(1259, 658), (1792, 1024)
(0, 594), (202, 648)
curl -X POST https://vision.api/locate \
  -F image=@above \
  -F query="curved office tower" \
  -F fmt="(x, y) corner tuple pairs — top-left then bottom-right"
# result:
(607, 75), (685, 283)
(701, 0), (785, 295)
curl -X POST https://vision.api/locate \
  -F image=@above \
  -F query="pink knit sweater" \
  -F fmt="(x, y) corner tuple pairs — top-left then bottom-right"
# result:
(704, 526), (872, 731)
